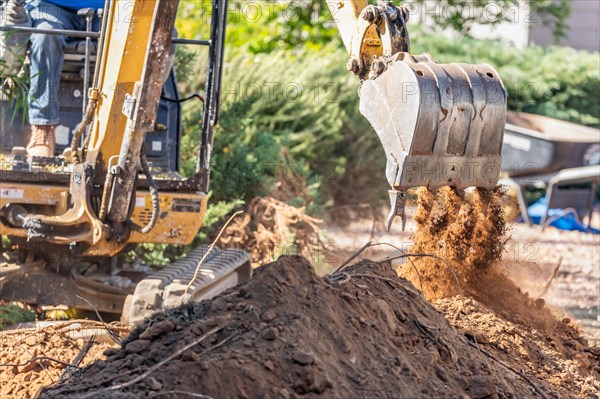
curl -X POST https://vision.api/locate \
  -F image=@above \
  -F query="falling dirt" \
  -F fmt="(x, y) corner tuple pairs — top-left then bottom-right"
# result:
(400, 187), (563, 333)
(403, 187), (507, 300)
(38, 256), (598, 399)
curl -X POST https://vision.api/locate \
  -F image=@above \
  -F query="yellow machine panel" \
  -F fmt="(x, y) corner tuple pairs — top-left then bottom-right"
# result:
(0, 182), (207, 248)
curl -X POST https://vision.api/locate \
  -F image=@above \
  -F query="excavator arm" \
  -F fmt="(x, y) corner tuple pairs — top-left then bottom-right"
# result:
(327, 0), (410, 79)
(2, 0), (197, 255)
(1, 0), (245, 320)
(2, 0), (506, 251)
(328, 1), (507, 230)
(28, 0), (180, 249)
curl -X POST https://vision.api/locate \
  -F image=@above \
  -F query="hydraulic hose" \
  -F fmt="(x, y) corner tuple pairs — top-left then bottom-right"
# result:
(137, 147), (159, 234)
(70, 0), (111, 163)
(70, 102), (95, 163)
(98, 169), (114, 221)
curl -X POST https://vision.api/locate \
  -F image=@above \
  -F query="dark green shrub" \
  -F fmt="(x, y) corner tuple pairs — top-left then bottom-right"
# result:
(412, 30), (600, 128)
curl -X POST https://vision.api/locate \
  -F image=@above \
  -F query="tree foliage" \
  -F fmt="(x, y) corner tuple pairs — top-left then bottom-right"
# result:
(177, 0), (573, 53)
(405, 0), (571, 41)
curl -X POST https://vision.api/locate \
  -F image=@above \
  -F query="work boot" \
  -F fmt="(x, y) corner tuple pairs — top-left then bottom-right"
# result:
(26, 125), (56, 158)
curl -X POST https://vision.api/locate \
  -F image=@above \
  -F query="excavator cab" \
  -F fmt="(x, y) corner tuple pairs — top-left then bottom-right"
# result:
(329, 1), (507, 229)
(1, 48), (184, 173)
(0, 6), (182, 170)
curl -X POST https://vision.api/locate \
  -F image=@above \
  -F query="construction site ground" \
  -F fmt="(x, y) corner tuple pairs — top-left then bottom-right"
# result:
(1, 206), (599, 398)
(325, 213), (600, 345)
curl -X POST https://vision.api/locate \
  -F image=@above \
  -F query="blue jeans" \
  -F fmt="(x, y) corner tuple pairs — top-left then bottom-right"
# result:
(27, 0), (100, 125)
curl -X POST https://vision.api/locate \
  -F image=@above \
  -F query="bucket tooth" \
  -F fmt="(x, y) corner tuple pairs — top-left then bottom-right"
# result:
(387, 190), (407, 232)
(359, 55), (506, 228)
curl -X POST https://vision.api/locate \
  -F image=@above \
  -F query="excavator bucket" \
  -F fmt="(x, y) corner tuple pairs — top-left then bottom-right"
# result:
(359, 54), (507, 229)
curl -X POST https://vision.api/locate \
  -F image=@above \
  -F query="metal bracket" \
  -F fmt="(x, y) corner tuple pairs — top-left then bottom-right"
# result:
(350, 2), (410, 79)
(122, 93), (137, 120)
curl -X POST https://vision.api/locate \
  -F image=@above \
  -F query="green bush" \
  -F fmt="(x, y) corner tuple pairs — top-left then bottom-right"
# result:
(175, 30), (599, 217)
(412, 29), (600, 128)
(176, 1), (338, 54)
(0, 304), (35, 330)
(178, 47), (364, 208)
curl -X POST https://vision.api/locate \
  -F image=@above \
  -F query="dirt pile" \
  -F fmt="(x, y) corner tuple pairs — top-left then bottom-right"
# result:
(436, 297), (600, 397)
(219, 197), (326, 265)
(0, 321), (126, 398)
(396, 186), (599, 397)
(38, 256), (596, 399)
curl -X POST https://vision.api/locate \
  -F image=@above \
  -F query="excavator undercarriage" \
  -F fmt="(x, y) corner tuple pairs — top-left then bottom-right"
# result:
(1, 0), (507, 322)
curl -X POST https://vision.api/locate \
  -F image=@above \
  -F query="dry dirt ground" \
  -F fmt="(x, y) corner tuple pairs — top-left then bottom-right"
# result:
(0, 321), (129, 398)
(324, 210), (600, 345)
(35, 257), (600, 398)
(1, 197), (598, 398)
(501, 224), (600, 344)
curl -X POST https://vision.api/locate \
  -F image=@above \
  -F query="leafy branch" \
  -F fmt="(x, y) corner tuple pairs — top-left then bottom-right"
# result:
(408, 0), (572, 42)
(0, 51), (31, 123)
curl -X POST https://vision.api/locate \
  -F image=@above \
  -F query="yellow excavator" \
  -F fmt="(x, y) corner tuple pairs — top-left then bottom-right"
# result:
(0, 0), (506, 323)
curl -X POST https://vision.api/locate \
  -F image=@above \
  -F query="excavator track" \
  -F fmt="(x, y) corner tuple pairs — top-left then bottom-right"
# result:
(1, 243), (251, 323)
(122, 246), (252, 324)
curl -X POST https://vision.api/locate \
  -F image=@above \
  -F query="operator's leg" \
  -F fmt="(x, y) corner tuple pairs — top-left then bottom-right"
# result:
(26, 1), (77, 157)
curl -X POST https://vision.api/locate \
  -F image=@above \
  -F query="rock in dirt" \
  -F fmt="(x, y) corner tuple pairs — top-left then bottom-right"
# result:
(468, 376), (496, 399)
(124, 339), (151, 354)
(38, 256), (598, 399)
(145, 376), (162, 391)
(262, 326), (279, 341)
(139, 319), (175, 340)
(291, 351), (315, 366)
(261, 309), (277, 322)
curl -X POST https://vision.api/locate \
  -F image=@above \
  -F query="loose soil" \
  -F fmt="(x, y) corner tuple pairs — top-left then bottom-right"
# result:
(402, 187), (508, 301)
(401, 188), (560, 333)
(3, 192), (598, 398)
(38, 256), (598, 399)
(435, 297), (600, 398)
(0, 321), (127, 399)
(219, 197), (326, 267)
